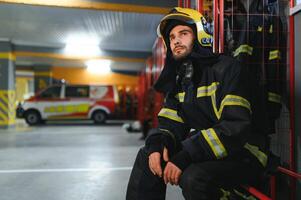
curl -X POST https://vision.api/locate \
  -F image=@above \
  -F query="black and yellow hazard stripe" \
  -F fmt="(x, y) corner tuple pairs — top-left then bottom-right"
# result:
(0, 90), (16, 126)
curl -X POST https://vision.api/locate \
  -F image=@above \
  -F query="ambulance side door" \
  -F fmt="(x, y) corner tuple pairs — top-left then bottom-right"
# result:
(36, 85), (64, 119)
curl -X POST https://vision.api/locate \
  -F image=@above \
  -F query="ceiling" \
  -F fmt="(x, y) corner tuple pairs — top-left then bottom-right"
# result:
(0, 0), (178, 72)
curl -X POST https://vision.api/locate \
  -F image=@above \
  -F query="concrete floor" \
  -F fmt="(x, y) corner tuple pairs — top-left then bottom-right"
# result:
(0, 120), (184, 200)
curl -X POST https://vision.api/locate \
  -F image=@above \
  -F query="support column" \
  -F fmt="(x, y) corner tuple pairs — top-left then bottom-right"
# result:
(0, 41), (16, 128)
(33, 65), (53, 93)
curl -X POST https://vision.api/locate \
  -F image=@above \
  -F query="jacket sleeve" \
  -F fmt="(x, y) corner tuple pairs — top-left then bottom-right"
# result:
(181, 60), (252, 163)
(145, 92), (190, 156)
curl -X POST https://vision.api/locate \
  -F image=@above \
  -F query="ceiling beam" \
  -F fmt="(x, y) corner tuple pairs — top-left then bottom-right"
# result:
(0, 0), (170, 14)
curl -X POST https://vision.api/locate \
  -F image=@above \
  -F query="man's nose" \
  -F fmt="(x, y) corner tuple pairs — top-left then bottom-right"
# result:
(173, 37), (180, 45)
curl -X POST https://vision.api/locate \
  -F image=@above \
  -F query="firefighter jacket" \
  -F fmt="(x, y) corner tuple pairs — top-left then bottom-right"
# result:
(232, 0), (285, 135)
(146, 52), (268, 171)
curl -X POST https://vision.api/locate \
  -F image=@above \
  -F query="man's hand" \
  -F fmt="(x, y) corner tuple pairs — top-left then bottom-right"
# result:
(148, 147), (169, 177)
(163, 162), (182, 185)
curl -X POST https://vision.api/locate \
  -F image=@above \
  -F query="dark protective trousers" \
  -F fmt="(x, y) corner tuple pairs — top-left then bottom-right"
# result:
(126, 147), (263, 200)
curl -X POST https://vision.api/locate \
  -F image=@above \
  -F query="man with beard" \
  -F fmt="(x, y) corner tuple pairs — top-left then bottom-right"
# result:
(126, 7), (268, 200)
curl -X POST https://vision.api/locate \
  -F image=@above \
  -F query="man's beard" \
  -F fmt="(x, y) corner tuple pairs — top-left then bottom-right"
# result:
(172, 48), (191, 60)
(172, 46), (192, 60)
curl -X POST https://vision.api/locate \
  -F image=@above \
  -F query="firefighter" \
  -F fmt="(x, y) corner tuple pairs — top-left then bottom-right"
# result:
(126, 7), (268, 200)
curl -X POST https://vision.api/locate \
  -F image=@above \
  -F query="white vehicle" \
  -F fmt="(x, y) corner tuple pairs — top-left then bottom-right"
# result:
(17, 84), (119, 125)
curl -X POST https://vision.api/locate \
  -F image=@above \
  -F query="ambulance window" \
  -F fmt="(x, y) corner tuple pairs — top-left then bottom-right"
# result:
(66, 86), (89, 98)
(39, 86), (61, 98)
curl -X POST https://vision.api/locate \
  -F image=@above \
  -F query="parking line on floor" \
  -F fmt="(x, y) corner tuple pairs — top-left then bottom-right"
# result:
(0, 167), (132, 174)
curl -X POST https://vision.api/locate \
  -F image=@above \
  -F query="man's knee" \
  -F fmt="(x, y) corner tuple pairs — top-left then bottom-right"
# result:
(179, 165), (221, 200)
(127, 147), (166, 200)
(135, 146), (149, 164)
(180, 165), (211, 191)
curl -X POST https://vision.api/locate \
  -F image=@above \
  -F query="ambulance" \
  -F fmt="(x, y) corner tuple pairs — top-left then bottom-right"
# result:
(17, 84), (119, 125)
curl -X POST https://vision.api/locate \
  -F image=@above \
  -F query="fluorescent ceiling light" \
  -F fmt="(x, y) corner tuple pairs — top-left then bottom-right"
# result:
(85, 59), (111, 74)
(64, 35), (101, 57)
(65, 43), (101, 57)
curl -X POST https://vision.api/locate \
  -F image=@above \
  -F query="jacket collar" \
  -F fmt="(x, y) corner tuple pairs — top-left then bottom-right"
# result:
(154, 47), (219, 94)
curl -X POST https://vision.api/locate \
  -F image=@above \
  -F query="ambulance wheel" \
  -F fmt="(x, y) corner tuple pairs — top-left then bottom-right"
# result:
(25, 110), (41, 126)
(92, 111), (107, 124)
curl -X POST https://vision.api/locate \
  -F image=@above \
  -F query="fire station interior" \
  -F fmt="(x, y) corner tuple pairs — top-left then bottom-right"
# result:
(0, 0), (300, 199)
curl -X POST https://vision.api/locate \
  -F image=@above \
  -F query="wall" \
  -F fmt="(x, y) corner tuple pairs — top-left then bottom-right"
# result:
(52, 66), (139, 86)
(15, 71), (34, 103)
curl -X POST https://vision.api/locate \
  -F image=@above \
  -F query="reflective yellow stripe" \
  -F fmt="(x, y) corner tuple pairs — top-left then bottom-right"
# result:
(211, 92), (220, 119)
(268, 92), (281, 104)
(220, 189), (231, 200)
(158, 108), (184, 123)
(202, 128), (227, 159)
(269, 24), (273, 33)
(44, 104), (89, 113)
(212, 94), (251, 120)
(269, 50), (281, 60)
(197, 82), (219, 97)
(233, 189), (257, 200)
(196, 82), (250, 120)
(257, 26), (263, 32)
(196, 82), (220, 119)
(244, 143), (268, 167)
(220, 94), (251, 113)
(233, 45), (253, 57)
(175, 92), (185, 102)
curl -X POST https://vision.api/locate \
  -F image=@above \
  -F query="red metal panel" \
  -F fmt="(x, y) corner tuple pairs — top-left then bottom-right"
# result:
(218, 0), (224, 53)
(150, 38), (165, 128)
(213, 0), (218, 53)
(242, 186), (272, 200)
(289, 0), (296, 199)
(196, 0), (203, 13)
(278, 167), (301, 180)
(289, 0), (295, 171)
(178, 0), (183, 7)
(184, 0), (191, 8)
